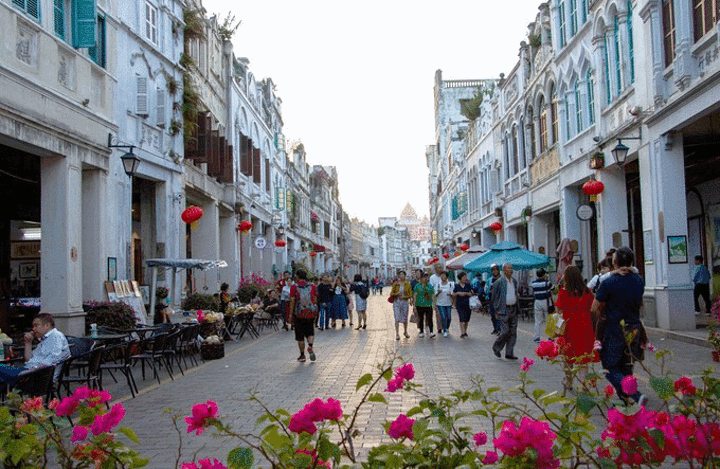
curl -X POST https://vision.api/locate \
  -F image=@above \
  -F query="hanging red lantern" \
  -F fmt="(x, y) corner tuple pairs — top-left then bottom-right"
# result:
(274, 239), (286, 247)
(310, 251), (317, 258)
(490, 221), (503, 235)
(442, 253), (450, 259)
(181, 206), (203, 230)
(454, 250), (462, 257)
(459, 243), (469, 251)
(582, 180), (605, 202)
(238, 220), (253, 236)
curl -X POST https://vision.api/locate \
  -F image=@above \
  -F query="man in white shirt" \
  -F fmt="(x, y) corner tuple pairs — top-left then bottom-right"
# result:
(429, 263), (444, 333)
(490, 263), (519, 360)
(0, 313), (71, 385)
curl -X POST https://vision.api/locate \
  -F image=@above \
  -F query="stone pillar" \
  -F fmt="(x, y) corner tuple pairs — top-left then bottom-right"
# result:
(81, 169), (106, 302)
(218, 214), (238, 288)
(191, 200), (219, 292)
(596, 168), (629, 251)
(41, 155), (84, 336)
(641, 135), (694, 330)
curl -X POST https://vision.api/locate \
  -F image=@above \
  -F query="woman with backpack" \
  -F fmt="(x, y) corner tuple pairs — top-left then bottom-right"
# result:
(350, 274), (369, 330)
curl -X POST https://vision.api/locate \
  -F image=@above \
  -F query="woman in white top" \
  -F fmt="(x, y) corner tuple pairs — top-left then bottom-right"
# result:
(435, 271), (455, 337)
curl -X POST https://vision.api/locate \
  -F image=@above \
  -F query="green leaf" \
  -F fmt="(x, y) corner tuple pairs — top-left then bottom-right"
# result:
(382, 368), (393, 381)
(291, 453), (313, 468)
(368, 393), (388, 404)
(356, 373), (373, 391)
(648, 428), (666, 450)
(118, 426), (140, 443)
(317, 436), (340, 463)
(406, 406), (423, 417)
(598, 456), (617, 469)
(228, 447), (254, 469)
(576, 393), (597, 415)
(650, 376), (674, 400)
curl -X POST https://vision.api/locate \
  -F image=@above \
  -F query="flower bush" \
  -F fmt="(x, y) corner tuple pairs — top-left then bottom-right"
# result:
(83, 301), (138, 333)
(181, 293), (219, 311)
(0, 387), (146, 468)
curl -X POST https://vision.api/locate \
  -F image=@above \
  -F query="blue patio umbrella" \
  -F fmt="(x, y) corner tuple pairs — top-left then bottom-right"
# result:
(463, 241), (549, 273)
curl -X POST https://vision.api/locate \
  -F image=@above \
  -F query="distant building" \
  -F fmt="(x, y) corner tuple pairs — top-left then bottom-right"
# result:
(397, 203), (431, 242)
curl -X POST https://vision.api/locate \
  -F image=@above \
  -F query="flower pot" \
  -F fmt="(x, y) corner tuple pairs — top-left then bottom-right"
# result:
(712, 350), (720, 362)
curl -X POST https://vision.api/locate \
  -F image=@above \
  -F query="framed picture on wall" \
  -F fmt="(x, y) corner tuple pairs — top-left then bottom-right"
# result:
(667, 236), (688, 264)
(19, 262), (38, 279)
(11, 241), (41, 259)
(107, 257), (117, 282)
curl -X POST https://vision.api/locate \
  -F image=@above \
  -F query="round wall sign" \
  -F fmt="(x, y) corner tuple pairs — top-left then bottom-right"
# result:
(576, 204), (594, 221)
(254, 237), (267, 249)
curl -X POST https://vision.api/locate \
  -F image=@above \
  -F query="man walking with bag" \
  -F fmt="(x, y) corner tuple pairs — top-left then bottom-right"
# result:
(530, 268), (553, 343)
(491, 263), (519, 360)
(290, 270), (318, 362)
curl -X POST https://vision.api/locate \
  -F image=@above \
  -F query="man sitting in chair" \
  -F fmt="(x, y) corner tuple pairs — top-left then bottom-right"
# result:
(0, 313), (71, 385)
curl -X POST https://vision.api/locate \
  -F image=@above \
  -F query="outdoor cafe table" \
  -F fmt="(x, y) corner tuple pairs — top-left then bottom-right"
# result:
(235, 313), (259, 340)
(84, 333), (128, 344)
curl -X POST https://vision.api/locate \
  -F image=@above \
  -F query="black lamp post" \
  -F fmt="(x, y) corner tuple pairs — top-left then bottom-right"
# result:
(610, 136), (641, 167)
(108, 133), (140, 177)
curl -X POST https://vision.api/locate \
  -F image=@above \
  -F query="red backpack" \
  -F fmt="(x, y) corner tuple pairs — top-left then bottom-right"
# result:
(294, 284), (318, 319)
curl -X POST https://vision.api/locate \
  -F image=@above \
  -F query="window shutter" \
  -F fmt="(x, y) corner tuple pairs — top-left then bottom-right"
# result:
(156, 88), (166, 127)
(54, 0), (65, 39)
(88, 15), (106, 67)
(72, 0), (96, 48)
(136, 76), (148, 116)
(252, 148), (261, 184)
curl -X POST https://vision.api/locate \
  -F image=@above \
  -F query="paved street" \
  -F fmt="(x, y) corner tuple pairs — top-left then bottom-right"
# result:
(113, 293), (719, 468)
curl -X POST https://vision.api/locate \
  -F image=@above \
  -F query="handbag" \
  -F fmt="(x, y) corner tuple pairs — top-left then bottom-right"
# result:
(545, 312), (566, 338)
(547, 294), (555, 314)
(469, 296), (480, 310)
(388, 295), (395, 303)
(409, 311), (418, 323)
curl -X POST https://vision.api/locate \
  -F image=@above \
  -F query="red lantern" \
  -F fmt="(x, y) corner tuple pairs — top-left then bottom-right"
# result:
(238, 220), (253, 236)
(490, 221), (503, 235)
(181, 206), (203, 230)
(274, 239), (286, 247)
(582, 180), (605, 202)
(442, 253), (450, 259)
(310, 251), (317, 258)
(459, 244), (469, 251)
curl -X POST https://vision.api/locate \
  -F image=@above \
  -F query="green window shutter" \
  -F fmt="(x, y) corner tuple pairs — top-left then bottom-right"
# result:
(72, 0), (96, 48)
(88, 15), (105, 67)
(54, 0), (65, 40)
(13, 0), (40, 20)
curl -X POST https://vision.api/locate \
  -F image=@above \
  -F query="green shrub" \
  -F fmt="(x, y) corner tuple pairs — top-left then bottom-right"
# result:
(237, 284), (266, 304)
(181, 292), (219, 311)
(83, 301), (138, 333)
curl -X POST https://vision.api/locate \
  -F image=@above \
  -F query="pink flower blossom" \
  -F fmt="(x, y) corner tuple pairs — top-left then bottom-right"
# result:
(288, 398), (344, 434)
(593, 340), (602, 351)
(388, 414), (415, 440)
(289, 409), (318, 435)
(181, 458), (227, 469)
(474, 431), (488, 446)
(493, 417), (558, 469)
(483, 450), (499, 464)
(20, 396), (44, 413)
(55, 396), (80, 417)
(71, 425), (89, 442)
(385, 377), (404, 393)
(646, 342), (656, 352)
(396, 363), (415, 381)
(621, 375), (638, 396)
(520, 357), (534, 372)
(535, 340), (559, 360)
(674, 377), (697, 396)
(604, 385), (615, 398)
(320, 398), (343, 421)
(89, 403), (126, 435)
(48, 398), (59, 410)
(185, 400), (219, 435)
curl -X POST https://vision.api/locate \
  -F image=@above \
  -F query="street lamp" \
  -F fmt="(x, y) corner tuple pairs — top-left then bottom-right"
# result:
(108, 133), (140, 177)
(277, 224), (285, 236)
(610, 135), (641, 167)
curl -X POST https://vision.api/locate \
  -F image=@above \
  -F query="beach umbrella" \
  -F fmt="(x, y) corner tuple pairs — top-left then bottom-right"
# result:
(464, 241), (549, 273)
(445, 245), (489, 270)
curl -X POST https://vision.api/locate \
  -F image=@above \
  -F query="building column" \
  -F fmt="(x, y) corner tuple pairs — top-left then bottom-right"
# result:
(41, 155), (84, 336)
(219, 214), (238, 288)
(641, 135), (694, 330)
(81, 169), (107, 303)
(191, 200), (220, 292)
(596, 168), (629, 251)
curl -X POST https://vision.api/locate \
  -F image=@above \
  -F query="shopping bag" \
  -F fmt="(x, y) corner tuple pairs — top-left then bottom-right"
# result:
(545, 312), (566, 338)
(409, 311), (418, 323)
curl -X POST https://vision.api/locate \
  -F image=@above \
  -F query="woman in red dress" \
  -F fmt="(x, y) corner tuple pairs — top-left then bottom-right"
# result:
(555, 266), (598, 391)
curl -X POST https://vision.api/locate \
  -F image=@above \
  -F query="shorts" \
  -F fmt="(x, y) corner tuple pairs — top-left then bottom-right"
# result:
(294, 317), (315, 341)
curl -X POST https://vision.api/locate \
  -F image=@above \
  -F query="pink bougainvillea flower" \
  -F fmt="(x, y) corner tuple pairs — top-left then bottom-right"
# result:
(20, 396), (44, 413)
(494, 417), (559, 468)
(89, 403), (126, 436)
(388, 414), (415, 440)
(520, 357), (534, 372)
(674, 377), (697, 396)
(48, 398), (59, 410)
(71, 425), (89, 443)
(474, 431), (488, 446)
(483, 450), (499, 464)
(646, 342), (656, 352)
(535, 340), (559, 360)
(185, 400), (219, 435)
(621, 375), (638, 396)
(604, 385), (616, 398)
(74, 387), (91, 400)
(288, 398), (344, 434)
(181, 458), (228, 469)
(385, 376), (404, 393)
(396, 363), (415, 381)
(593, 340), (602, 351)
(320, 398), (343, 421)
(55, 396), (80, 417)
(289, 408), (318, 435)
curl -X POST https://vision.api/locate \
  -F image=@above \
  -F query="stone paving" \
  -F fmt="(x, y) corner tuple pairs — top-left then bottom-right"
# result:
(111, 293), (720, 468)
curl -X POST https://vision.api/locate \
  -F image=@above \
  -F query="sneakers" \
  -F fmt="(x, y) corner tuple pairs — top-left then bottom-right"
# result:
(308, 348), (316, 362)
(533, 338), (541, 343)
(297, 354), (306, 362)
(493, 349), (501, 359)
(396, 335), (400, 340)
(443, 331), (449, 338)
(505, 355), (519, 360)
(356, 326), (362, 330)
(404, 332), (410, 338)
(363, 324), (367, 329)
(418, 333), (425, 338)
(430, 333), (436, 338)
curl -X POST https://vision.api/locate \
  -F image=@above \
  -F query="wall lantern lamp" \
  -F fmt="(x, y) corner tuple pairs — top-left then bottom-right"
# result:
(108, 133), (140, 178)
(611, 136), (641, 167)
(471, 228), (480, 238)
(277, 224), (285, 236)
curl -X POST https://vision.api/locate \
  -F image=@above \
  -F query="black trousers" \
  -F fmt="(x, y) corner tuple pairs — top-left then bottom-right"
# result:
(694, 283), (710, 312)
(416, 306), (434, 333)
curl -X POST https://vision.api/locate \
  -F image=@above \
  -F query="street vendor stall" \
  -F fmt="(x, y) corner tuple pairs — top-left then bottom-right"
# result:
(145, 258), (227, 319)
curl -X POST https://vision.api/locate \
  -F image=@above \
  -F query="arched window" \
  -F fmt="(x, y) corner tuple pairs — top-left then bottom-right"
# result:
(558, 0), (567, 47)
(587, 69), (595, 125)
(603, 32), (612, 104)
(663, 0), (676, 66)
(575, 80), (583, 134)
(628, 1), (635, 83)
(539, 96), (548, 153)
(613, 16), (622, 95)
(570, 0), (578, 36)
(551, 85), (559, 144)
(581, 0), (588, 23)
(527, 107), (537, 160)
(512, 125), (519, 174)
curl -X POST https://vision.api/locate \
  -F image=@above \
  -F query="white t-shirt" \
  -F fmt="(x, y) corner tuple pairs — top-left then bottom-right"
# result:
(505, 278), (517, 306)
(429, 273), (442, 291)
(435, 281), (455, 307)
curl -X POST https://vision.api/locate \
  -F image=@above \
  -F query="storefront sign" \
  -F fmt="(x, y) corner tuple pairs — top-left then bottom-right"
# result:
(254, 237), (267, 250)
(576, 204), (594, 221)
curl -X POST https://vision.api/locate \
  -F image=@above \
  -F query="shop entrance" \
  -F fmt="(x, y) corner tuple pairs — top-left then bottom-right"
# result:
(0, 145), (41, 333)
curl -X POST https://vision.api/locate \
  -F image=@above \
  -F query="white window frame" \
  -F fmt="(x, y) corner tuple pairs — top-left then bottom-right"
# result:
(145, 1), (157, 44)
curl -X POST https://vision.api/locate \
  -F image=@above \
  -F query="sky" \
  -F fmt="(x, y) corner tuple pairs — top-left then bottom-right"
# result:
(203, 0), (544, 225)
